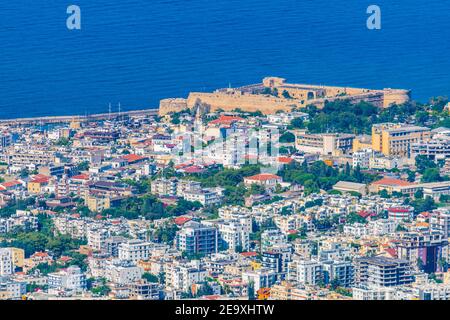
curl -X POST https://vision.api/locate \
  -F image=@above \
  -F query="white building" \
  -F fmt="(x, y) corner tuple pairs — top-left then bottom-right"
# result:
(48, 266), (87, 292)
(295, 260), (323, 286)
(0, 249), (13, 276)
(87, 228), (109, 251)
(203, 219), (250, 252)
(242, 268), (278, 292)
(183, 188), (223, 206)
(430, 209), (450, 238)
(118, 240), (152, 263)
(352, 148), (372, 168)
(105, 259), (143, 285)
(169, 261), (207, 292)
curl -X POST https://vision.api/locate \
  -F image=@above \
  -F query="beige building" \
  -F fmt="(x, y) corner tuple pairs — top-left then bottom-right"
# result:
(372, 123), (431, 157)
(295, 131), (354, 155)
(353, 135), (373, 152)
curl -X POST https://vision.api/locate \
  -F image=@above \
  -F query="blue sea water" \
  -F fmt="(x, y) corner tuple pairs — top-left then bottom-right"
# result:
(0, 1), (449, 119)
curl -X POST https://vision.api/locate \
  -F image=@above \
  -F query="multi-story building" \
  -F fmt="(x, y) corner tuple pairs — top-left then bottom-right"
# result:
(242, 268), (278, 292)
(352, 148), (372, 168)
(354, 256), (414, 288)
(129, 281), (163, 300)
(295, 131), (355, 155)
(87, 228), (110, 251)
(0, 278), (26, 300)
(176, 180), (202, 197)
(0, 249), (13, 276)
(372, 123), (431, 157)
(48, 266), (87, 292)
(430, 209), (450, 238)
(183, 189), (223, 206)
(176, 221), (218, 256)
(322, 260), (354, 288)
(6, 149), (55, 166)
(396, 232), (448, 273)
(411, 135), (450, 161)
(387, 206), (414, 222)
(105, 259), (143, 285)
(169, 261), (207, 292)
(293, 259), (323, 286)
(260, 229), (287, 252)
(118, 240), (152, 263)
(203, 219), (249, 252)
(151, 177), (178, 196)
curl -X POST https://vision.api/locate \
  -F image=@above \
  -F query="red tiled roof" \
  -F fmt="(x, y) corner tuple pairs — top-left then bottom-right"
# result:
(277, 157), (293, 164)
(358, 210), (376, 218)
(32, 252), (50, 258)
(1, 180), (22, 188)
(31, 175), (50, 184)
(384, 248), (398, 258)
(182, 166), (204, 174)
(71, 174), (90, 180)
(240, 251), (258, 257)
(174, 162), (192, 169)
(388, 207), (412, 213)
(122, 154), (146, 163)
(209, 115), (244, 125)
(174, 216), (192, 225)
(58, 256), (73, 262)
(372, 177), (413, 187)
(245, 173), (281, 181)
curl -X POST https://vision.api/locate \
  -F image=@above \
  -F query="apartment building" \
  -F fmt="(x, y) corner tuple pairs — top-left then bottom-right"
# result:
(176, 221), (218, 256)
(105, 259), (143, 285)
(87, 228), (110, 251)
(0, 249), (13, 276)
(295, 131), (355, 155)
(151, 177), (178, 196)
(352, 148), (372, 168)
(396, 232), (448, 273)
(183, 189), (223, 206)
(6, 149), (55, 166)
(0, 278), (26, 300)
(354, 256), (414, 287)
(430, 209), (450, 237)
(129, 281), (163, 300)
(242, 268), (278, 292)
(202, 219), (250, 252)
(372, 123), (431, 157)
(47, 266), (87, 292)
(118, 240), (152, 263)
(411, 138), (450, 161)
(322, 260), (354, 288)
(293, 260), (323, 286)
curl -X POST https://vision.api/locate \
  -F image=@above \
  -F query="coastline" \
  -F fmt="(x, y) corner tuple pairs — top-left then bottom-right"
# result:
(0, 108), (159, 125)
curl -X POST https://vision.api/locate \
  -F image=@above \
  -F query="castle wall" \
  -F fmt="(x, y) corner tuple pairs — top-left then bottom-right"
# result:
(158, 77), (411, 115)
(186, 92), (299, 114)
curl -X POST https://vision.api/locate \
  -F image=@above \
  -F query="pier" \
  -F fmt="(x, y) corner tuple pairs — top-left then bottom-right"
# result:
(0, 108), (159, 126)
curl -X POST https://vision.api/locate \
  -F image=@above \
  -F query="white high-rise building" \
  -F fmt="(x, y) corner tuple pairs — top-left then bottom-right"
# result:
(0, 248), (13, 276)
(118, 239), (152, 263)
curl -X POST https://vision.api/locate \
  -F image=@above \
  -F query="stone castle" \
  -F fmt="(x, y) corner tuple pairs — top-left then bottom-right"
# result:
(159, 77), (410, 116)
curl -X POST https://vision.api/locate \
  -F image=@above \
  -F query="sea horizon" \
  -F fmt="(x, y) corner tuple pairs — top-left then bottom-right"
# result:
(1, 0), (449, 119)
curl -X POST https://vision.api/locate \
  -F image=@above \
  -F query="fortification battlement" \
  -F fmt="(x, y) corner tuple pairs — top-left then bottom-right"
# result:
(159, 77), (411, 116)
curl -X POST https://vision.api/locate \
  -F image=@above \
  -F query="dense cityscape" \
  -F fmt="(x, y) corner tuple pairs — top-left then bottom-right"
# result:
(0, 78), (449, 300)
